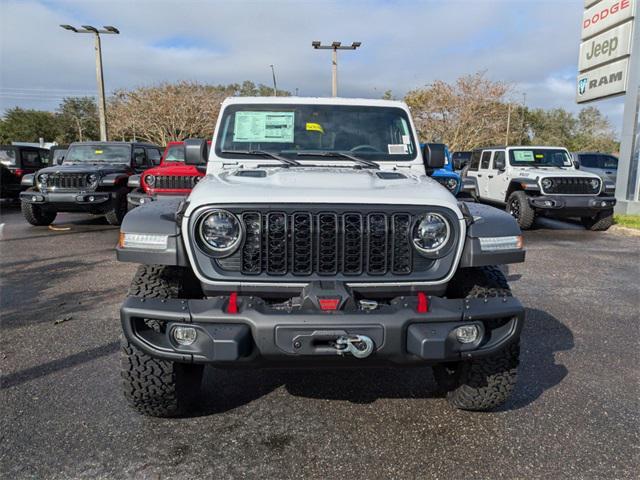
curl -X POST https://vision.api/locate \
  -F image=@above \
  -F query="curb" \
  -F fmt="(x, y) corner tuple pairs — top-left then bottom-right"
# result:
(609, 225), (640, 237)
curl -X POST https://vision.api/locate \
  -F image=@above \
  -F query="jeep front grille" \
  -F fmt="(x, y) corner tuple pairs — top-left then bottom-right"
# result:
(229, 211), (415, 276)
(48, 173), (88, 190)
(154, 175), (199, 190)
(541, 177), (599, 195)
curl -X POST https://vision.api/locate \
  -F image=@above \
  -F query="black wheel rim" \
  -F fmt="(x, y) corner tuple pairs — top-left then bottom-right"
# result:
(509, 198), (520, 219)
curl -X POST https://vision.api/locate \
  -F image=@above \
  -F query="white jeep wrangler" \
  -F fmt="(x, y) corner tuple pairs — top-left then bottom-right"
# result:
(463, 146), (616, 230)
(116, 97), (526, 416)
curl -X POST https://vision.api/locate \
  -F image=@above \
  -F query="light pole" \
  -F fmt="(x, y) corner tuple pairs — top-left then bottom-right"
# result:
(312, 41), (361, 97)
(60, 24), (119, 141)
(269, 64), (278, 96)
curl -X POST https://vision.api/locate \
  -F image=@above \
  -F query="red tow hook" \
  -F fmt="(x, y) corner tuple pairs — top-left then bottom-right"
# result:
(416, 292), (429, 313)
(226, 292), (239, 314)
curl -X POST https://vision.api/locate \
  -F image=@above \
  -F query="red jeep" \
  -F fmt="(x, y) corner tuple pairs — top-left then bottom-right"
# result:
(127, 141), (205, 209)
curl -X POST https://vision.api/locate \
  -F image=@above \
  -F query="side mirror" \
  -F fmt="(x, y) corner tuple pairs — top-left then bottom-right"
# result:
(573, 159), (580, 169)
(422, 143), (446, 171)
(185, 138), (208, 167)
(57, 156), (64, 165)
(494, 156), (505, 171)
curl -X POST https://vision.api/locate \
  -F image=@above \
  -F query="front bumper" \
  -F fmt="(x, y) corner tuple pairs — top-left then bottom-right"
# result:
(127, 190), (188, 207)
(20, 190), (113, 210)
(528, 195), (616, 216)
(121, 294), (524, 366)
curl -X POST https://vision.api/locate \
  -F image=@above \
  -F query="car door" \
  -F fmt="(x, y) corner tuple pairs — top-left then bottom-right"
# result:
(477, 150), (493, 199)
(487, 150), (508, 202)
(579, 154), (599, 176)
(599, 154), (618, 182)
(146, 147), (162, 166)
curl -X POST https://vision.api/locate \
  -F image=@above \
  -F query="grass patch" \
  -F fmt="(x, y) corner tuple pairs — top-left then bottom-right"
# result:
(614, 214), (640, 230)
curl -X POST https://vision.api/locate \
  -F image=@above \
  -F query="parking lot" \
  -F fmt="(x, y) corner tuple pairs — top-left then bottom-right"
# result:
(0, 203), (638, 479)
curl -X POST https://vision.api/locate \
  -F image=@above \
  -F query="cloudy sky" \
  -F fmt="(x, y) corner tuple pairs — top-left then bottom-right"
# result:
(0, 0), (626, 135)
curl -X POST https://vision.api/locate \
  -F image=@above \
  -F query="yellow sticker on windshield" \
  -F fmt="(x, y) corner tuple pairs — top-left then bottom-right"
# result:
(95, 150), (103, 154)
(535, 154), (544, 159)
(306, 122), (324, 134)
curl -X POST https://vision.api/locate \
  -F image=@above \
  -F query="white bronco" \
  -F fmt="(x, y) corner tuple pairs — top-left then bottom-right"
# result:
(463, 146), (616, 230)
(116, 97), (527, 417)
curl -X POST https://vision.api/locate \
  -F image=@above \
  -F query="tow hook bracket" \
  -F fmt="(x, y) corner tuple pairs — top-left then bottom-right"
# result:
(334, 335), (374, 359)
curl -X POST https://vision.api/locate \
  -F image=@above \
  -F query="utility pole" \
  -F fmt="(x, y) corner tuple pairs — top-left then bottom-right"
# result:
(60, 24), (119, 141)
(505, 103), (512, 146)
(520, 93), (527, 144)
(269, 64), (278, 96)
(312, 41), (361, 97)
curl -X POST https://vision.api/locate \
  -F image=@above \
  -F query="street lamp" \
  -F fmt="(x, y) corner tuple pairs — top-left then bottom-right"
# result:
(60, 24), (120, 141)
(269, 64), (278, 96)
(312, 41), (362, 97)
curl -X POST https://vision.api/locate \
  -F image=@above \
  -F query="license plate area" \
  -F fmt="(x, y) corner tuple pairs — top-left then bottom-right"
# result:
(275, 326), (383, 355)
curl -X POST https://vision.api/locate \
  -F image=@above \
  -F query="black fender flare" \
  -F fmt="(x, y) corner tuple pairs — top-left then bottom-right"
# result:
(505, 178), (540, 201)
(100, 173), (130, 187)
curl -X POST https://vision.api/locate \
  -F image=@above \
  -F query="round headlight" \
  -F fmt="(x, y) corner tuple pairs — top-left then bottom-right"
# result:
(38, 173), (48, 185)
(445, 178), (458, 191)
(87, 173), (98, 185)
(412, 213), (450, 254)
(145, 175), (155, 187)
(541, 178), (553, 190)
(589, 178), (600, 191)
(198, 210), (242, 254)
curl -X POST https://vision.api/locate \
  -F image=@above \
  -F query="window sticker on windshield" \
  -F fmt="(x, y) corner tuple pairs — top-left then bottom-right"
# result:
(306, 122), (324, 134)
(95, 150), (103, 154)
(535, 154), (544, 159)
(402, 135), (410, 145)
(514, 151), (534, 162)
(388, 144), (408, 155)
(233, 111), (295, 143)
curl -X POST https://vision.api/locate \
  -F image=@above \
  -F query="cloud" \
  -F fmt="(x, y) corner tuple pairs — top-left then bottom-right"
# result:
(0, 0), (625, 135)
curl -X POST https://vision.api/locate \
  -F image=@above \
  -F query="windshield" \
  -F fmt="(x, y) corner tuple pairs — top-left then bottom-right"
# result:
(64, 145), (131, 163)
(509, 149), (572, 167)
(216, 104), (417, 162)
(0, 148), (16, 166)
(164, 145), (184, 162)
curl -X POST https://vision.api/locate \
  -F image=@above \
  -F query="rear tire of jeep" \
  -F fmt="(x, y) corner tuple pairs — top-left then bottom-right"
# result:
(506, 190), (535, 230)
(581, 209), (613, 231)
(105, 189), (128, 226)
(434, 266), (520, 411)
(21, 199), (56, 226)
(121, 338), (204, 417)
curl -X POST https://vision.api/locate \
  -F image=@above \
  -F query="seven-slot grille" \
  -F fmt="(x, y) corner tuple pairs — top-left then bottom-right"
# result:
(153, 175), (199, 190)
(47, 173), (88, 190)
(541, 177), (598, 195)
(236, 211), (414, 276)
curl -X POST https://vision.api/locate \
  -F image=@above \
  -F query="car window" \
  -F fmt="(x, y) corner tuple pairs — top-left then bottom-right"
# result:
(20, 149), (43, 168)
(468, 151), (481, 171)
(492, 151), (505, 169)
(147, 148), (161, 165)
(580, 154), (598, 168)
(0, 148), (17, 167)
(163, 145), (185, 162)
(133, 147), (147, 167)
(480, 151), (491, 170)
(600, 155), (618, 170)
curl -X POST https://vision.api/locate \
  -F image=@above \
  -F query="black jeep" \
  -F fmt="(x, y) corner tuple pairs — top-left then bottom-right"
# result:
(20, 141), (162, 226)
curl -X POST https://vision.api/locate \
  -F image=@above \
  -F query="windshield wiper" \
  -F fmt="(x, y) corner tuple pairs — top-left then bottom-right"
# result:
(295, 151), (379, 169)
(221, 150), (300, 167)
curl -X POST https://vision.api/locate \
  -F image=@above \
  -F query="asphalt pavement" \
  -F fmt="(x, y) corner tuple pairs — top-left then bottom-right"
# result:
(1, 203), (639, 479)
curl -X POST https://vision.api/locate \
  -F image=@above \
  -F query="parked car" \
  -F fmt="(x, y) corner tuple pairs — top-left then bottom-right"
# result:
(422, 144), (462, 195)
(127, 141), (206, 209)
(0, 145), (50, 199)
(452, 151), (472, 171)
(463, 146), (616, 230)
(572, 152), (618, 184)
(19, 141), (162, 226)
(116, 96), (526, 417)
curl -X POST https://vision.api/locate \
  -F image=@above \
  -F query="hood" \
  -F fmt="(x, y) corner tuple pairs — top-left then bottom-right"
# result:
(38, 163), (131, 175)
(513, 166), (600, 179)
(185, 166), (462, 218)
(146, 164), (203, 176)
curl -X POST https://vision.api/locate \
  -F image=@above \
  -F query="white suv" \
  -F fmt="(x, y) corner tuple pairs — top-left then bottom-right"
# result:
(463, 146), (616, 230)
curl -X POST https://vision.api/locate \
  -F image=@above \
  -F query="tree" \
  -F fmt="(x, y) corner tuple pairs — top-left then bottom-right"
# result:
(56, 97), (99, 143)
(0, 108), (60, 143)
(404, 72), (524, 151)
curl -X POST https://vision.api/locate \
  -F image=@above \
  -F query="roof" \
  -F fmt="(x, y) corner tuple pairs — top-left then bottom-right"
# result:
(474, 145), (569, 151)
(67, 141), (160, 147)
(221, 96), (409, 109)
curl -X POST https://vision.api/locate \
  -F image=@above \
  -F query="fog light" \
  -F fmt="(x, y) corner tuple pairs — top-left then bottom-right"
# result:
(173, 326), (197, 346)
(140, 198), (145, 204)
(455, 325), (479, 344)
(31, 196), (37, 201)
(89, 196), (95, 202)
(601, 201), (606, 207)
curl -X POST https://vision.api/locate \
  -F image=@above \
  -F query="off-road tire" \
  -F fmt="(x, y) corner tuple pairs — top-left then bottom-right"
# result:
(21, 197), (57, 226)
(121, 264), (204, 417)
(121, 338), (203, 417)
(105, 188), (128, 225)
(434, 266), (520, 411)
(506, 190), (535, 230)
(581, 209), (613, 231)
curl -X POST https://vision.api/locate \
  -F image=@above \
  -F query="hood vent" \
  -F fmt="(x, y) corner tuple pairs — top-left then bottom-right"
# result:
(234, 170), (267, 178)
(376, 172), (407, 180)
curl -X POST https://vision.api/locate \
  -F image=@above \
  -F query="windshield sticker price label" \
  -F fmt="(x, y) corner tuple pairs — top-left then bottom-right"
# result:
(388, 144), (408, 155)
(514, 151), (535, 162)
(95, 150), (103, 154)
(233, 111), (295, 143)
(306, 122), (324, 134)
